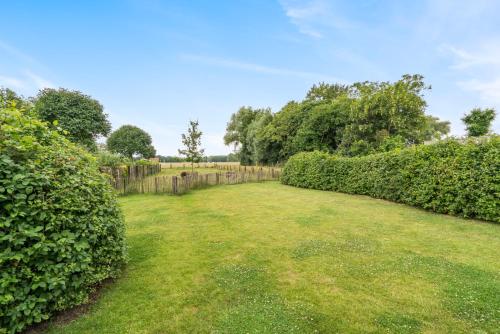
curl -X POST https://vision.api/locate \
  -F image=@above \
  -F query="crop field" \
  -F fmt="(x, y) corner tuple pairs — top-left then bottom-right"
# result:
(43, 183), (499, 334)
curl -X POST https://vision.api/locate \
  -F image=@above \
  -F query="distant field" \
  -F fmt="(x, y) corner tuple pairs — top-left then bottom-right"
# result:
(160, 162), (240, 169)
(45, 183), (499, 333)
(157, 167), (224, 176)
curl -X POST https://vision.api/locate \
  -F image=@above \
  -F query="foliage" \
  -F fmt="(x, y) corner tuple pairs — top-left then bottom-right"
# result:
(0, 88), (31, 110)
(34, 88), (111, 151)
(281, 137), (500, 222)
(107, 125), (156, 159)
(305, 82), (349, 101)
(224, 107), (271, 164)
(224, 75), (451, 164)
(293, 98), (350, 154)
(0, 106), (126, 333)
(178, 120), (205, 171)
(462, 108), (496, 137)
(95, 150), (131, 167)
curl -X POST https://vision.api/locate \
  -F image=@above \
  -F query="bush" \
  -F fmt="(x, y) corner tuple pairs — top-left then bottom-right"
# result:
(95, 150), (131, 168)
(0, 106), (127, 333)
(281, 138), (499, 222)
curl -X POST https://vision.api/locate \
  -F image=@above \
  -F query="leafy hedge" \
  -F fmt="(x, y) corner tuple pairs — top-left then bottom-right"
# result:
(0, 106), (127, 333)
(281, 137), (499, 222)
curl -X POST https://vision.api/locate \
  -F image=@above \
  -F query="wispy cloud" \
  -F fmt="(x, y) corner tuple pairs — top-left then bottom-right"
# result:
(279, 0), (356, 39)
(24, 70), (55, 89)
(180, 54), (342, 82)
(440, 43), (500, 70)
(0, 40), (55, 93)
(440, 41), (500, 105)
(0, 40), (37, 64)
(458, 79), (500, 104)
(0, 70), (55, 92)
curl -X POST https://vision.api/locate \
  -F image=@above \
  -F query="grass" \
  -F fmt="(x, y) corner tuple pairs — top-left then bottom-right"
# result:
(157, 167), (223, 176)
(44, 182), (499, 333)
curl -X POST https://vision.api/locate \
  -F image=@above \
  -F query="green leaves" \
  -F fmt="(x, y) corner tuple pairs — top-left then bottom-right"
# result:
(282, 137), (500, 222)
(106, 125), (156, 159)
(0, 106), (126, 333)
(34, 88), (111, 151)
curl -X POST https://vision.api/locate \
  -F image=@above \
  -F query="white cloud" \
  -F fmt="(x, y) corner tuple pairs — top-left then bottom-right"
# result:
(181, 54), (342, 82)
(440, 43), (500, 70)
(458, 78), (500, 104)
(0, 71), (55, 93)
(441, 42), (500, 105)
(279, 0), (356, 38)
(23, 70), (55, 89)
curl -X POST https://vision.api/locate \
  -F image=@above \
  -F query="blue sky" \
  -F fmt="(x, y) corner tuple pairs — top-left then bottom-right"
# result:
(1, 0), (499, 155)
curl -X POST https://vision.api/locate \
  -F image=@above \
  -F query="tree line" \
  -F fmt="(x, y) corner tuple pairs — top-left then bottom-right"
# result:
(224, 74), (496, 165)
(0, 87), (207, 167)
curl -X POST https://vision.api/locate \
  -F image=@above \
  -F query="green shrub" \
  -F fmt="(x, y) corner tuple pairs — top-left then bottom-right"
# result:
(95, 150), (131, 168)
(0, 106), (127, 333)
(281, 138), (500, 222)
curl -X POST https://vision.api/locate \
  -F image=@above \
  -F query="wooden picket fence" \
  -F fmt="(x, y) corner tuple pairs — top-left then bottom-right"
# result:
(113, 168), (281, 195)
(100, 164), (161, 191)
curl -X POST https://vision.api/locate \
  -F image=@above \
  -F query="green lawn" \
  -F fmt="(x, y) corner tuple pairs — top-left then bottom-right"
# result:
(46, 183), (499, 333)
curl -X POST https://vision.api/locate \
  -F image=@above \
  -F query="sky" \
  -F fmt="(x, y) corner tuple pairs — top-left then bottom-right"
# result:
(1, 0), (499, 155)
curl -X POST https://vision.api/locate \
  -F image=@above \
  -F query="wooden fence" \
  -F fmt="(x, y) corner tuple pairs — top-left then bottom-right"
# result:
(100, 164), (161, 190)
(215, 164), (282, 172)
(113, 168), (281, 195)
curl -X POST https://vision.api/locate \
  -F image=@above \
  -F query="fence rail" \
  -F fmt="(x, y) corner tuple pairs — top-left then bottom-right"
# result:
(113, 168), (281, 195)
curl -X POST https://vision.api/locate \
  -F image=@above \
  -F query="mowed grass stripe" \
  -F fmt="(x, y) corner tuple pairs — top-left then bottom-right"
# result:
(45, 182), (500, 334)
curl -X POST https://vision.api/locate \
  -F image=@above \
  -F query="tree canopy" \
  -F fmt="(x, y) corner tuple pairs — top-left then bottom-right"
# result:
(106, 125), (156, 159)
(34, 88), (111, 151)
(462, 108), (496, 137)
(224, 74), (451, 164)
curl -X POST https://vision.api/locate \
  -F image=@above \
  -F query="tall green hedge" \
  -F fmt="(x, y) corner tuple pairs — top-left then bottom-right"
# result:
(0, 106), (127, 333)
(281, 137), (499, 222)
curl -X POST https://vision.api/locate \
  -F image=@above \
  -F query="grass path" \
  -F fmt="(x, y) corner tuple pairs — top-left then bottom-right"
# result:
(46, 183), (499, 333)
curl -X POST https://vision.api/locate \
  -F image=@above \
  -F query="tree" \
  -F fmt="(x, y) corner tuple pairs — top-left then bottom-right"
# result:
(0, 88), (30, 109)
(245, 110), (273, 164)
(178, 120), (205, 172)
(223, 74), (452, 162)
(293, 98), (350, 153)
(34, 88), (111, 151)
(340, 74), (431, 155)
(107, 125), (156, 159)
(422, 116), (450, 141)
(305, 82), (349, 101)
(462, 108), (496, 137)
(224, 107), (270, 165)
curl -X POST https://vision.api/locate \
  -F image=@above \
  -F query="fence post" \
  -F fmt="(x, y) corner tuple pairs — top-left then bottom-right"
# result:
(172, 176), (178, 194)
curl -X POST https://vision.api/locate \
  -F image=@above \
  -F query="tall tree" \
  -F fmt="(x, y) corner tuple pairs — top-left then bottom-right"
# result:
(34, 88), (111, 151)
(305, 82), (349, 101)
(107, 125), (156, 159)
(178, 120), (204, 172)
(224, 107), (270, 164)
(462, 108), (496, 137)
(340, 74), (431, 155)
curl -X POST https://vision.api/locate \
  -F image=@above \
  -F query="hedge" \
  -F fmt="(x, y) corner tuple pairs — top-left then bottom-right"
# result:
(0, 106), (127, 333)
(281, 137), (499, 222)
